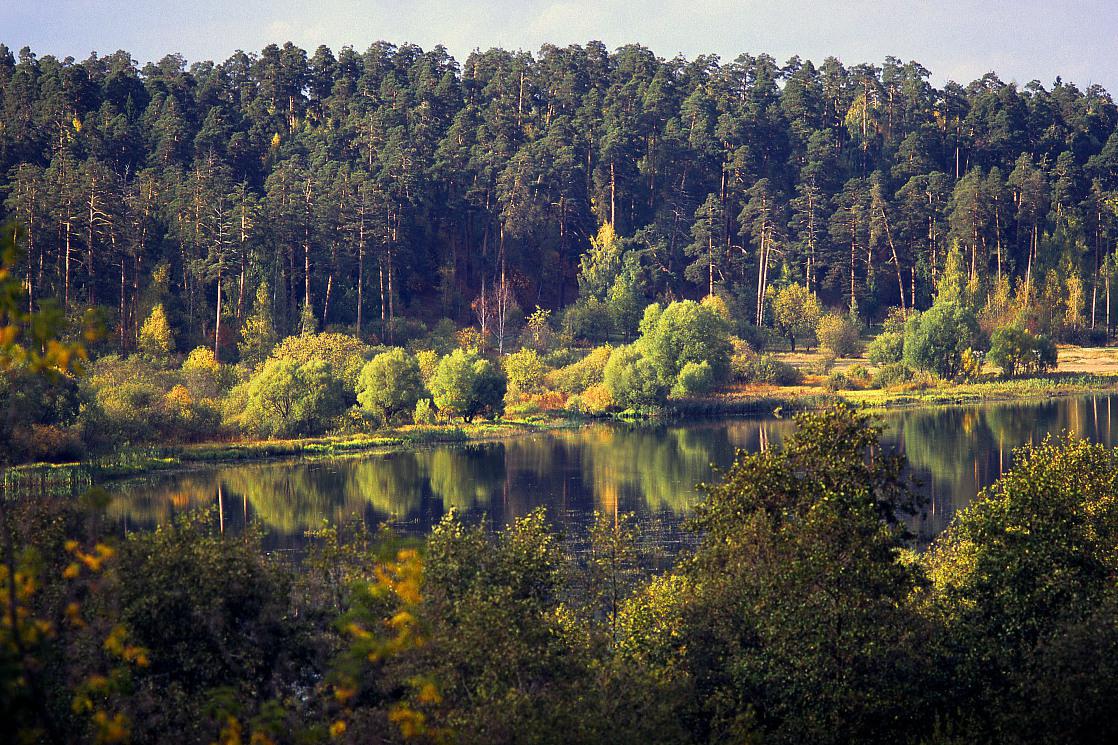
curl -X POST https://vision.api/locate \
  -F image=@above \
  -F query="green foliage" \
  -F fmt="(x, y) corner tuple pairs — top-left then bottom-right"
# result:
(428, 349), (507, 422)
(815, 312), (862, 358)
(238, 282), (277, 366)
(562, 297), (614, 343)
(639, 299), (732, 387)
(903, 302), (983, 379)
(734, 353), (803, 386)
(180, 346), (226, 399)
(544, 345), (612, 394)
(267, 332), (373, 394)
(244, 358), (346, 437)
(866, 330), (904, 365)
(356, 348), (424, 422)
(413, 398), (437, 425)
(578, 223), (625, 300)
(503, 348), (548, 396)
(138, 303), (174, 360)
(603, 344), (667, 408)
(772, 283), (822, 351)
(670, 360), (715, 398)
(988, 325), (1058, 376)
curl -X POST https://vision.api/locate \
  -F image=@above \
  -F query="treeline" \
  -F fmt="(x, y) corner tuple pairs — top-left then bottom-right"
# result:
(8, 408), (1118, 744)
(3, 40), (1118, 354)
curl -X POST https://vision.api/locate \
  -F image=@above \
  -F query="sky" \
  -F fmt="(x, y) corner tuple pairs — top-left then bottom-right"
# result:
(3, 0), (1118, 92)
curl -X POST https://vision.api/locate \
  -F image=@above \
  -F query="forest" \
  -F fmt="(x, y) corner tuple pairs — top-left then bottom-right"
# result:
(2, 40), (1117, 350)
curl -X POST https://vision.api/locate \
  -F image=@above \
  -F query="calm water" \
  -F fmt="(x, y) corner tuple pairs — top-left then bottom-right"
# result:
(106, 394), (1118, 552)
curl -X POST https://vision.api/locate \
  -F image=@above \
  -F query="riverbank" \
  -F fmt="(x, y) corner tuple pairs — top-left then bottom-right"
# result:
(10, 346), (1118, 484)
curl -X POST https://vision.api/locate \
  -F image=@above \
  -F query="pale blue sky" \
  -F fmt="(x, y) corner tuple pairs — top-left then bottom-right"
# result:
(3, 0), (1117, 91)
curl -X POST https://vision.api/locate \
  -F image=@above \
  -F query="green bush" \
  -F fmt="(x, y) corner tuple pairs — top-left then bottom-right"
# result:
(903, 302), (983, 379)
(244, 358), (346, 437)
(772, 283), (823, 351)
(816, 313), (862, 358)
(603, 344), (667, 408)
(872, 363), (915, 389)
(866, 331), (904, 365)
(639, 299), (732, 386)
(428, 349), (507, 422)
(671, 360), (715, 398)
(562, 297), (614, 343)
(413, 398), (437, 425)
(823, 371), (850, 392)
(735, 354), (803, 386)
(503, 348), (548, 396)
(356, 348), (424, 422)
(544, 345), (612, 394)
(988, 326), (1057, 376)
(268, 332), (374, 394)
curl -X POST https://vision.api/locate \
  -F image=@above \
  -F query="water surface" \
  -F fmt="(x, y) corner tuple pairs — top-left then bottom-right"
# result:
(106, 394), (1118, 553)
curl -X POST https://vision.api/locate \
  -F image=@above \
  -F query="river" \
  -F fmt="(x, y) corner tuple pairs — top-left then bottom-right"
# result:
(104, 394), (1118, 554)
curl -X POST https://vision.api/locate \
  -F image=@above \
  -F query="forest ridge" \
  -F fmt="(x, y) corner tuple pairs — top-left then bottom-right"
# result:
(0, 40), (1115, 351)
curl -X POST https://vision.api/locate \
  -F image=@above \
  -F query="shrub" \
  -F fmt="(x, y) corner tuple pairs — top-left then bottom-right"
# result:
(413, 398), (438, 425)
(244, 358), (346, 437)
(903, 302), (982, 379)
(428, 349), (507, 422)
(729, 337), (759, 382)
(816, 313), (862, 358)
(736, 354), (803, 386)
(544, 345), (612, 394)
(639, 299), (732, 386)
(268, 332), (373, 393)
(671, 360), (716, 398)
(503, 348), (548, 396)
(562, 297), (614, 343)
(181, 347), (226, 399)
(872, 363), (915, 389)
(823, 371), (850, 392)
(238, 283), (277, 365)
(866, 331), (904, 365)
(604, 344), (667, 408)
(356, 348), (424, 422)
(988, 326), (1057, 376)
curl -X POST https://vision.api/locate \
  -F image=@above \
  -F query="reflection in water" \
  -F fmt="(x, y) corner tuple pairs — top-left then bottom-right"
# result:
(107, 395), (1118, 550)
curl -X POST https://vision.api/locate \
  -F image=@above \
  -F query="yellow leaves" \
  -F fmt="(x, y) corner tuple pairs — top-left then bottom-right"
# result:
(103, 624), (149, 667)
(91, 710), (130, 744)
(329, 720), (347, 737)
(66, 601), (85, 628)
(65, 541), (115, 575)
(333, 684), (356, 703)
(270, 132), (281, 149)
(388, 704), (428, 740)
(72, 115), (83, 132)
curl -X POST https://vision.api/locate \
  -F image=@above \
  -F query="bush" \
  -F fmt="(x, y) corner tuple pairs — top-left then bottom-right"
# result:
(866, 331), (904, 365)
(903, 302), (983, 379)
(181, 347), (227, 399)
(729, 337), (759, 382)
(413, 398), (438, 425)
(604, 344), (667, 408)
(503, 348), (548, 396)
(562, 297), (614, 343)
(244, 358), (346, 437)
(356, 348), (424, 422)
(816, 313), (863, 358)
(735, 354), (803, 386)
(671, 360), (715, 398)
(872, 362), (915, 389)
(988, 326), (1058, 376)
(639, 299), (732, 386)
(268, 332), (374, 394)
(545, 345), (612, 394)
(823, 371), (850, 392)
(428, 349), (507, 422)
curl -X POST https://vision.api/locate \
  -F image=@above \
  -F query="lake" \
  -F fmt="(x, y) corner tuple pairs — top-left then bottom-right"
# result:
(105, 394), (1118, 554)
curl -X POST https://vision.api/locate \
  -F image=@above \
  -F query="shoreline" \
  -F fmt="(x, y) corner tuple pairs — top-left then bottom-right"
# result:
(7, 372), (1118, 488)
